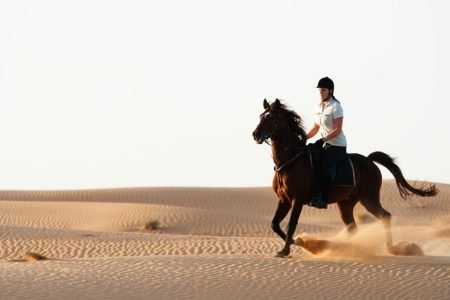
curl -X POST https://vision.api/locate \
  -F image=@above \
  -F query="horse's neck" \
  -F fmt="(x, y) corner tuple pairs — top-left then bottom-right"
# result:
(271, 135), (301, 164)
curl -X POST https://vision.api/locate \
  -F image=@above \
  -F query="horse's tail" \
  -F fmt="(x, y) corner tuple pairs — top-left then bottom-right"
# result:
(368, 151), (438, 199)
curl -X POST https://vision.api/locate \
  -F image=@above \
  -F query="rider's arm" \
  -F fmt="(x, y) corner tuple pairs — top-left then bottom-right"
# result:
(306, 123), (320, 140)
(323, 117), (343, 141)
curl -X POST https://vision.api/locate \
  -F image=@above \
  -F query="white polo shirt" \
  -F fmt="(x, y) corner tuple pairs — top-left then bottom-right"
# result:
(314, 98), (347, 147)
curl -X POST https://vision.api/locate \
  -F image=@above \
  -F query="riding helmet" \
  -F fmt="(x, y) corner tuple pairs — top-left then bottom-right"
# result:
(316, 77), (334, 90)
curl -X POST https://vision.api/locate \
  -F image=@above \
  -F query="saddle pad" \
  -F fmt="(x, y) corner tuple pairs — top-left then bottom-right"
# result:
(332, 157), (355, 186)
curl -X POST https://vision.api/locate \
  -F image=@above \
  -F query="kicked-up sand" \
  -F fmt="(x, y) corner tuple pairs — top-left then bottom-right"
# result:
(0, 180), (449, 299)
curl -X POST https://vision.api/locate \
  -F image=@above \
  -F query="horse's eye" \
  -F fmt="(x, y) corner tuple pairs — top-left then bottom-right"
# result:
(261, 112), (271, 120)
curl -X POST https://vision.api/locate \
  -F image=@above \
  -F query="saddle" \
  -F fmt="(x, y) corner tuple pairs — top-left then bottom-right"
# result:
(332, 156), (356, 186)
(308, 146), (356, 187)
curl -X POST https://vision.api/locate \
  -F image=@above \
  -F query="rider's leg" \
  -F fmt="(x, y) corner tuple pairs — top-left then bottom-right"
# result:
(310, 145), (346, 209)
(310, 147), (332, 208)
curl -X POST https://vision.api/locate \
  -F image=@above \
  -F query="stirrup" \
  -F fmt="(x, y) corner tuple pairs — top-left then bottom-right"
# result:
(310, 193), (328, 209)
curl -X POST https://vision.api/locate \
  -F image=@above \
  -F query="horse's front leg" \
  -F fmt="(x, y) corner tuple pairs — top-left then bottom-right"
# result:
(271, 199), (291, 241)
(276, 199), (303, 258)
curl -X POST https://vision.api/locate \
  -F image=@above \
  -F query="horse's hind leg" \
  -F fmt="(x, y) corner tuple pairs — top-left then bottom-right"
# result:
(271, 199), (291, 241)
(337, 195), (358, 234)
(360, 196), (393, 251)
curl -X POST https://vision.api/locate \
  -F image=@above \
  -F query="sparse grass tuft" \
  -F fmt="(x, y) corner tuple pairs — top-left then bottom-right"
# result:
(25, 251), (48, 262)
(145, 218), (161, 230)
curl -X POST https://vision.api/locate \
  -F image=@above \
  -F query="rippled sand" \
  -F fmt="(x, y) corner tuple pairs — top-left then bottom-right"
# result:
(0, 180), (449, 300)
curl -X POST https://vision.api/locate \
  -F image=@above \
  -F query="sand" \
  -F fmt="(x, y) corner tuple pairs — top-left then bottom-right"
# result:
(0, 180), (449, 300)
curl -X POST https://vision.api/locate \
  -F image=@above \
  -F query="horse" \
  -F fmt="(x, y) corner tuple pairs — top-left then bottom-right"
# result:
(252, 99), (438, 258)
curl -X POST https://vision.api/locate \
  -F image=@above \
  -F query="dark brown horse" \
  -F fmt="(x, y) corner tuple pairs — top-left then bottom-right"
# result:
(252, 99), (438, 258)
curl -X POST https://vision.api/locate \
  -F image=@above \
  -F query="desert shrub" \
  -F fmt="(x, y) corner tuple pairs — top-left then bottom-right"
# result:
(145, 218), (161, 230)
(25, 251), (48, 261)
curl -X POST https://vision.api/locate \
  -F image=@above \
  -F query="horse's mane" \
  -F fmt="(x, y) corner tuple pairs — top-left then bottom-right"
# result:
(276, 101), (307, 145)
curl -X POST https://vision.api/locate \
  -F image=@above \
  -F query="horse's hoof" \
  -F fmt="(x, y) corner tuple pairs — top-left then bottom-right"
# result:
(387, 246), (395, 254)
(388, 242), (424, 256)
(274, 251), (291, 258)
(294, 237), (304, 246)
(274, 254), (291, 258)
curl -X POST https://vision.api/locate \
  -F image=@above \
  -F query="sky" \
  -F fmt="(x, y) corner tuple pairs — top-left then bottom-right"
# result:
(0, 0), (449, 189)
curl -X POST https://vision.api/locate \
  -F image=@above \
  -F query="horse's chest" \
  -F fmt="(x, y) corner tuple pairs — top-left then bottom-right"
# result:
(274, 174), (292, 202)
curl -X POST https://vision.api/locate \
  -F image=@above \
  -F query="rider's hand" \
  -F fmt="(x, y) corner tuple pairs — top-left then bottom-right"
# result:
(314, 138), (325, 148)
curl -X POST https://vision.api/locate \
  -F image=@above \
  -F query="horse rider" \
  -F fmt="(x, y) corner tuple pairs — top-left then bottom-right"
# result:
(305, 77), (348, 209)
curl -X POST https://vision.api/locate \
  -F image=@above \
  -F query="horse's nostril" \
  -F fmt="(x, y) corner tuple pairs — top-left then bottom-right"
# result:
(253, 130), (260, 138)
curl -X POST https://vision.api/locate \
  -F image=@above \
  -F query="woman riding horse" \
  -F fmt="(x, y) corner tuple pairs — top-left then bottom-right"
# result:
(252, 98), (437, 258)
(306, 77), (347, 209)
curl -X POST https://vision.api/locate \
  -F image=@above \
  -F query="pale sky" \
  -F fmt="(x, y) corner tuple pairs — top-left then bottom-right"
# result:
(0, 0), (449, 189)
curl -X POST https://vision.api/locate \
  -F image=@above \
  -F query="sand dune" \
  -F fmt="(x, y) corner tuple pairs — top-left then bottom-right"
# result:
(0, 180), (449, 299)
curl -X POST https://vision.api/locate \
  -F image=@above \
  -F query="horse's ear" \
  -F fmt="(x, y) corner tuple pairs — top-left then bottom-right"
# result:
(263, 98), (269, 109)
(273, 98), (281, 109)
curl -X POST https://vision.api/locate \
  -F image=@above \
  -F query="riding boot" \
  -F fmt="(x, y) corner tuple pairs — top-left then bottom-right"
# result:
(310, 174), (329, 209)
(310, 192), (328, 209)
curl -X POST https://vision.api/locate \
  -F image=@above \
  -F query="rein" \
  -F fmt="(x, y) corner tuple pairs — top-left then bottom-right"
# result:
(274, 150), (305, 172)
(271, 144), (308, 201)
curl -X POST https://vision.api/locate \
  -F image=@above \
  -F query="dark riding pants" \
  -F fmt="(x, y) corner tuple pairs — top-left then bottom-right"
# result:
(318, 144), (347, 198)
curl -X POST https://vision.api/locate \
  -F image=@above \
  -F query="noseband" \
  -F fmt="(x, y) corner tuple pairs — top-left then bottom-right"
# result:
(260, 112), (279, 145)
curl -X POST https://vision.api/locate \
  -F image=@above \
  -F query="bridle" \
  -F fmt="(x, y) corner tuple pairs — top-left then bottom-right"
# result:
(259, 111), (279, 146)
(259, 110), (307, 172)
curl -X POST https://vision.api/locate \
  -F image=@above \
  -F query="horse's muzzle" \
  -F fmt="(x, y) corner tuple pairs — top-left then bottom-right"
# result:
(253, 130), (264, 144)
